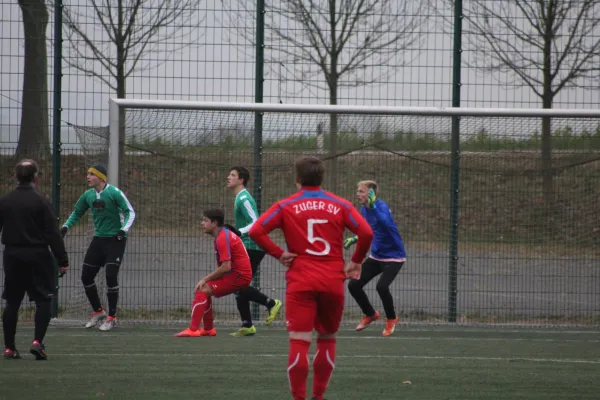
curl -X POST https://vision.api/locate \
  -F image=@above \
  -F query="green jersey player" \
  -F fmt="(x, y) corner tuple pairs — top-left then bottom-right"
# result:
(227, 166), (282, 336)
(61, 164), (135, 331)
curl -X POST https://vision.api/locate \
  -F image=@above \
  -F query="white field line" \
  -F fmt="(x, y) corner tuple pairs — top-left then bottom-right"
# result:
(46, 352), (600, 364)
(45, 321), (600, 334)
(41, 332), (600, 343)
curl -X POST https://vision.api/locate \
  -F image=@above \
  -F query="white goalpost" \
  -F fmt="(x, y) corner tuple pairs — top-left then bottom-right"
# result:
(81, 97), (600, 327)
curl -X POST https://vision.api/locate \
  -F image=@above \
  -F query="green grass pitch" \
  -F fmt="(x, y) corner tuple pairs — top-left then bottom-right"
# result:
(1, 324), (599, 399)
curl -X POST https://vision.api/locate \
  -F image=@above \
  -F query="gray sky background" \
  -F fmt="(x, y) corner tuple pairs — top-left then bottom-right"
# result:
(2, 0), (600, 151)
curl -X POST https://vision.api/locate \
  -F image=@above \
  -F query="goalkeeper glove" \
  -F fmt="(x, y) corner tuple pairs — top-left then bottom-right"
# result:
(367, 188), (377, 209)
(115, 230), (126, 241)
(343, 236), (358, 249)
(60, 226), (68, 238)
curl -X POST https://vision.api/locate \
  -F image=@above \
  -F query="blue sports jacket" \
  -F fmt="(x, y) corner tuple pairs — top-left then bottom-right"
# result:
(360, 199), (406, 260)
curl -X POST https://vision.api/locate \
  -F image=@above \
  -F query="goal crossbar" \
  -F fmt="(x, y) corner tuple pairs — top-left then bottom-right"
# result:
(107, 98), (600, 186)
(109, 98), (600, 117)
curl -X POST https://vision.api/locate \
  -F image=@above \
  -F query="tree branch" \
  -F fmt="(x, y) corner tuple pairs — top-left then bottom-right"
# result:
(456, 0), (600, 102)
(61, 0), (203, 92)
(226, 0), (427, 94)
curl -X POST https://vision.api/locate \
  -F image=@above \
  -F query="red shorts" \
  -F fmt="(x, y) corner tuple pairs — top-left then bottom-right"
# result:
(285, 288), (345, 334)
(208, 272), (251, 298)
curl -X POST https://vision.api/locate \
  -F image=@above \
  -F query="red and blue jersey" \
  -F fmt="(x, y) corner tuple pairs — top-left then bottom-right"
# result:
(214, 228), (252, 277)
(249, 187), (373, 289)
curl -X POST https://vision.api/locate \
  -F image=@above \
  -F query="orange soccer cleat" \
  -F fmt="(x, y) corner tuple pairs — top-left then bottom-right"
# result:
(382, 316), (399, 337)
(198, 328), (217, 336)
(355, 311), (380, 331)
(173, 328), (203, 337)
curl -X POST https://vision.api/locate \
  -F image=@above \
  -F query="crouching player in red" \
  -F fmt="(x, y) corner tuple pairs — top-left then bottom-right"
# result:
(174, 209), (252, 337)
(249, 156), (373, 400)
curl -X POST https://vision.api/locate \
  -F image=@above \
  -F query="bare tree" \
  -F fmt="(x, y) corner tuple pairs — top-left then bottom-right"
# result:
(17, 0), (50, 158)
(226, 0), (426, 188)
(455, 0), (600, 204)
(62, 0), (203, 158)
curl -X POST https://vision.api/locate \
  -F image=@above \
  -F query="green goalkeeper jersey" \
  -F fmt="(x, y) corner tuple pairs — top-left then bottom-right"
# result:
(63, 184), (136, 237)
(234, 188), (261, 251)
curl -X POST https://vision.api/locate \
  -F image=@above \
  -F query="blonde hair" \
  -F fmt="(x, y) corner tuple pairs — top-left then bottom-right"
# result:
(358, 180), (378, 194)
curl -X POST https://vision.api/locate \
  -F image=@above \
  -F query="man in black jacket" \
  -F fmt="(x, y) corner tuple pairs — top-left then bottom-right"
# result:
(1, 159), (69, 360)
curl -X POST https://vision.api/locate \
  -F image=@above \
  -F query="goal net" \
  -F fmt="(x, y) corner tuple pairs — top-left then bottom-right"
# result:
(59, 100), (600, 327)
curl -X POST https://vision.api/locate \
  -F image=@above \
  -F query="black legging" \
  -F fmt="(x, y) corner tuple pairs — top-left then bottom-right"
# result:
(235, 249), (272, 326)
(348, 258), (404, 319)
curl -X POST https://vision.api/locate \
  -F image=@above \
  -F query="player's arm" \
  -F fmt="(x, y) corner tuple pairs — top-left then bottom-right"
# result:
(367, 190), (395, 228)
(238, 199), (259, 235)
(195, 233), (232, 290)
(41, 198), (69, 269)
(248, 202), (285, 260)
(202, 260), (231, 283)
(62, 193), (90, 229)
(345, 206), (374, 264)
(114, 188), (136, 233)
(372, 202), (395, 227)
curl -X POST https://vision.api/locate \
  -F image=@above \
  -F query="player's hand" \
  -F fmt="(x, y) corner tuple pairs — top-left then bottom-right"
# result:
(344, 261), (361, 280)
(58, 265), (69, 277)
(367, 189), (377, 209)
(343, 236), (358, 249)
(279, 252), (297, 268)
(60, 226), (68, 238)
(194, 279), (206, 292)
(115, 230), (126, 241)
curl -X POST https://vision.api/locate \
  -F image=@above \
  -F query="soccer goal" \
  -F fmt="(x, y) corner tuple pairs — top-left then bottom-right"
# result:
(59, 99), (600, 327)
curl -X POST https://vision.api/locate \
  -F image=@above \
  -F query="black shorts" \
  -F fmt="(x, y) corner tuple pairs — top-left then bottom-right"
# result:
(83, 236), (127, 269)
(2, 246), (55, 302)
(247, 249), (265, 277)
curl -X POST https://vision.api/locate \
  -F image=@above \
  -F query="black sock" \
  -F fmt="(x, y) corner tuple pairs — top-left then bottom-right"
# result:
(266, 298), (276, 309)
(236, 293), (253, 327)
(2, 301), (20, 349)
(84, 284), (103, 312)
(243, 286), (272, 307)
(107, 287), (119, 318)
(34, 300), (52, 343)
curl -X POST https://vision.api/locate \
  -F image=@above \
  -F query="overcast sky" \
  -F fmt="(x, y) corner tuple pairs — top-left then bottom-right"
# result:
(1, 0), (600, 150)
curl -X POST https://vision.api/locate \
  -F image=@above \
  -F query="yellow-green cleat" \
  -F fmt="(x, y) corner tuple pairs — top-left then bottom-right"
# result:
(266, 299), (283, 326)
(230, 325), (257, 337)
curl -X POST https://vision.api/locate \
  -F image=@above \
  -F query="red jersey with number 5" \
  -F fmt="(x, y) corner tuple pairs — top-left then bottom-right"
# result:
(249, 187), (373, 291)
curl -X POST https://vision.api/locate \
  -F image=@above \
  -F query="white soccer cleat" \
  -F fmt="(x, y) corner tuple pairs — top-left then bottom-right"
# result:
(99, 316), (117, 331)
(85, 310), (107, 328)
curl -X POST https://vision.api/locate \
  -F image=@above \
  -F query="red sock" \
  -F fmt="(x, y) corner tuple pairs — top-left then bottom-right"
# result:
(190, 291), (208, 331)
(312, 338), (336, 400)
(288, 339), (310, 400)
(203, 296), (213, 330)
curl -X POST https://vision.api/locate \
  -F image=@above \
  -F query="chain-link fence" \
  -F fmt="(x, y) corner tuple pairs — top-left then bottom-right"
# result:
(1, 0), (599, 326)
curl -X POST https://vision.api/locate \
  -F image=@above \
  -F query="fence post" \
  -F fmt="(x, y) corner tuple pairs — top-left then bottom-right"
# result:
(251, 0), (265, 321)
(51, 0), (63, 319)
(448, 0), (463, 323)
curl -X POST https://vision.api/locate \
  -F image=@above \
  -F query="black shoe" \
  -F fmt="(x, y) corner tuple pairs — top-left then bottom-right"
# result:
(3, 348), (21, 359)
(30, 340), (47, 360)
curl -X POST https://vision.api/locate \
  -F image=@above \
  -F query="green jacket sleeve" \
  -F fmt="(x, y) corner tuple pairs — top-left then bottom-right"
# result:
(114, 188), (136, 232)
(238, 198), (258, 234)
(63, 192), (90, 228)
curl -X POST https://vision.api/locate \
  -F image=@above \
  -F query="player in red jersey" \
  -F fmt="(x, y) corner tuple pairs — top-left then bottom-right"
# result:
(249, 156), (373, 400)
(174, 209), (252, 337)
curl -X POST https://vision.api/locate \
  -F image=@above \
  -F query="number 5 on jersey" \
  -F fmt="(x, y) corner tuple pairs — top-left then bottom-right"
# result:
(306, 219), (330, 256)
